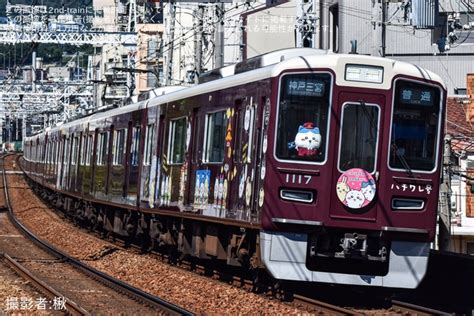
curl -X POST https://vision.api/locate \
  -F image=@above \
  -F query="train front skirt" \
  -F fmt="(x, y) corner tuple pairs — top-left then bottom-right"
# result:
(260, 231), (429, 288)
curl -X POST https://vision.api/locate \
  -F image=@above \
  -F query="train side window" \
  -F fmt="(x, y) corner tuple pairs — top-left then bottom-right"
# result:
(131, 126), (141, 166)
(203, 111), (227, 163)
(45, 142), (50, 164)
(49, 142), (53, 164)
(144, 124), (155, 165)
(81, 135), (87, 165)
(389, 81), (441, 172)
(51, 141), (55, 165)
(71, 137), (79, 165)
(112, 129), (127, 165)
(97, 132), (109, 166)
(86, 135), (93, 166)
(338, 103), (380, 173)
(64, 138), (70, 165)
(168, 118), (186, 164)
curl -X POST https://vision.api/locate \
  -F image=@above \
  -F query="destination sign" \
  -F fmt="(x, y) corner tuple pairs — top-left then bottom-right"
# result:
(400, 87), (434, 106)
(345, 64), (383, 83)
(286, 78), (325, 97)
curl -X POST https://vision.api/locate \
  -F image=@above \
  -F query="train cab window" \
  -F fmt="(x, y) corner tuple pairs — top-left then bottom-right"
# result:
(276, 73), (331, 163)
(203, 111), (227, 163)
(168, 118), (186, 164)
(112, 129), (127, 165)
(389, 81), (441, 172)
(339, 103), (380, 173)
(144, 124), (155, 165)
(97, 132), (109, 166)
(131, 126), (141, 166)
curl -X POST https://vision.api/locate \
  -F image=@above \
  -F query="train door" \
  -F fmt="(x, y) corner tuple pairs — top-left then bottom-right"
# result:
(126, 124), (141, 204)
(329, 92), (384, 221)
(159, 108), (191, 207)
(109, 126), (127, 202)
(192, 106), (229, 216)
(154, 114), (166, 206)
(94, 129), (110, 199)
(56, 136), (64, 188)
(140, 107), (159, 207)
(82, 132), (94, 195)
(227, 97), (261, 221)
(69, 135), (80, 191)
(61, 137), (71, 190)
(76, 133), (87, 193)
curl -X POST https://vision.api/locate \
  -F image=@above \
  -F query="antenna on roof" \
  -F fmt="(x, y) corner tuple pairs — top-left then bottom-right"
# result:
(349, 40), (358, 54)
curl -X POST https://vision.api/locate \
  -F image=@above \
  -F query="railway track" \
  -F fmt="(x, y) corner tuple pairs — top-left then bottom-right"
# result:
(1, 155), (194, 315)
(9, 153), (461, 315)
(390, 299), (451, 315)
(1, 253), (88, 315)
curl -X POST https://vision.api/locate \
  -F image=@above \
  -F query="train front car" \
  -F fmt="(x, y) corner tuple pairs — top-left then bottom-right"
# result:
(260, 54), (446, 288)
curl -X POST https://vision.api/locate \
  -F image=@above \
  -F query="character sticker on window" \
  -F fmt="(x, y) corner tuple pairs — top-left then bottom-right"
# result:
(336, 168), (376, 209)
(194, 170), (210, 208)
(288, 122), (321, 156)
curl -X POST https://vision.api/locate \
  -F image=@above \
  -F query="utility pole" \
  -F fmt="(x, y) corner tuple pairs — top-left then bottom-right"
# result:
(214, 2), (225, 68)
(166, 1), (176, 85)
(32, 50), (36, 93)
(371, 0), (387, 57)
(438, 134), (453, 251)
(296, 0), (319, 48)
(128, 0), (137, 33)
(194, 5), (204, 84)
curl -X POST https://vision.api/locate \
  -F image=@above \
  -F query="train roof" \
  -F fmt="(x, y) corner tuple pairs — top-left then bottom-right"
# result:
(147, 48), (446, 107)
(24, 48), (446, 141)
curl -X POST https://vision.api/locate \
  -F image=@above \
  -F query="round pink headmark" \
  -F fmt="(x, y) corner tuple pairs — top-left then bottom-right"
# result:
(336, 168), (376, 209)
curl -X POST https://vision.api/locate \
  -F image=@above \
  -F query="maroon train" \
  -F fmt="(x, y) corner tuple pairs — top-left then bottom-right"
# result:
(22, 48), (446, 288)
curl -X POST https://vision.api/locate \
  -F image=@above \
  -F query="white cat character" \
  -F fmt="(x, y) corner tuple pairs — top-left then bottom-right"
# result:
(345, 189), (365, 209)
(361, 179), (376, 202)
(288, 122), (321, 157)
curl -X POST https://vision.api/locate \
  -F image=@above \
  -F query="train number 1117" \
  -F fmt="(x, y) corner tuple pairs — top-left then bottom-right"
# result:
(285, 174), (312, 185)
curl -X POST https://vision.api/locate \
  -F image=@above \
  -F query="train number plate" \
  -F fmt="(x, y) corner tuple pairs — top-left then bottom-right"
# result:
(285, 174), (312, 185)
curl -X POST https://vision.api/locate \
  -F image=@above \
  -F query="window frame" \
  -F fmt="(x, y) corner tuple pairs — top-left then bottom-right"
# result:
(203, 110), (228, 164)
(167, 117), (187, 165)
(273, 71), (334, 165)
(112, 129), (127, 166)
(336, 102), (381, 174)
(387, 78), (444, 174)
(80, 135), (87, 165)
(71, 136), (79, 166)
(131, 126), (141, 167)
(86, 134), (94, 166)
(144, 124), (155, 166)
(96, 131), (109, 166)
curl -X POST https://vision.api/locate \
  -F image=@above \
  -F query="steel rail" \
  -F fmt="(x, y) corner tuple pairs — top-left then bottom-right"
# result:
(391, 299), (452, 315)
(1, 253), (90, 316)
(292, 294), (361, 315)
(2, 154), (195, 316)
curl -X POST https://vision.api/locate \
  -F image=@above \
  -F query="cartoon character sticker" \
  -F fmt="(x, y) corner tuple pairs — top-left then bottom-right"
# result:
(194, 170), (211, 208)
(288, 122), (321, 157)
(336, 168), (376, 209)
(336, 176), (350, 201)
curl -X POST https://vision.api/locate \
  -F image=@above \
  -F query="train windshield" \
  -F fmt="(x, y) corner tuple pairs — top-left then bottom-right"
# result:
(276, 73), (331, 163)
(339, 102), (380, 173)
(389, 81), (441, 172)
